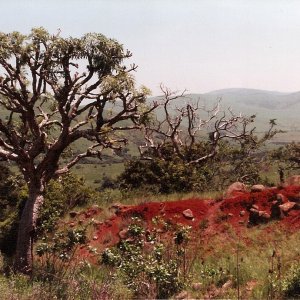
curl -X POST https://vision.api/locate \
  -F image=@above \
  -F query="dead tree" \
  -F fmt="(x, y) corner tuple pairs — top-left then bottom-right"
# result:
(139, 85), (276, 165)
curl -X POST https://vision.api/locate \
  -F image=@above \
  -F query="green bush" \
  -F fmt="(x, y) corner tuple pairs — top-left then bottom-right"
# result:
(119, 141), (262, 194)
(101, 217), (191, 299)
(282, 264), (300, 298)
(0, 164), (26, 257)
(38, 173), (95, 234)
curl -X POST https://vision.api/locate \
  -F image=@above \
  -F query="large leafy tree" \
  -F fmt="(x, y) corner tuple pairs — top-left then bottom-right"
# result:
(0, 28), (154, 273)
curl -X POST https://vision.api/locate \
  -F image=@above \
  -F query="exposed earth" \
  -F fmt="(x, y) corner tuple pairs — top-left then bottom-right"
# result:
(65, 180), (300, 261)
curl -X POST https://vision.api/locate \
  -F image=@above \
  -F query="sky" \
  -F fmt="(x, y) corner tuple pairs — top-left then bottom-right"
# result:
(1, 0), (300, 95)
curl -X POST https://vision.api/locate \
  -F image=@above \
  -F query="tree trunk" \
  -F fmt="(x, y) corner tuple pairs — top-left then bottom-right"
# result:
(15, 183), (44, 274)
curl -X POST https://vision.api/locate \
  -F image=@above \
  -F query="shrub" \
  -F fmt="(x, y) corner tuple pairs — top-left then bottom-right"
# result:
(282, 264), (300, 298)
(101, 217), (191, 299)
(119, 141), (263, 194)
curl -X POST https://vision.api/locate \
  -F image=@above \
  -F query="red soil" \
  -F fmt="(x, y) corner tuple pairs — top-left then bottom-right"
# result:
(74, 185), (300, 259)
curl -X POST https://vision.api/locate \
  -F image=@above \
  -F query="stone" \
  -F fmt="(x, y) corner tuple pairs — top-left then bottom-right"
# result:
(252, 204), (259, 210)
(92, 235), (98, 240)
(227, 213), (234, 218)
(69, 222), (76, 227)
(182, 209), (194, 219)
(251, 184), (265, 192)
(279, 202), (297, 214)
(225, 182), (248, 198)
(286, 175), (300, 186)
(259, 211), (271, 220)
(249, 208), (270, 225)
(69, 211), (77, 218)
(240, 210), (246, 216)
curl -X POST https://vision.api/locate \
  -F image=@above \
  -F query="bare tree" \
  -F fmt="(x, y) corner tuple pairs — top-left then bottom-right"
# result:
(139, 85), (276, 165)
(0, 28), (156, 273)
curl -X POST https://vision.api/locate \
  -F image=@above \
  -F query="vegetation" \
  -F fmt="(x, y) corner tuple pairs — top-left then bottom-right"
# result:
(0, 27), (154, 273)
(0, 28), (300, 300)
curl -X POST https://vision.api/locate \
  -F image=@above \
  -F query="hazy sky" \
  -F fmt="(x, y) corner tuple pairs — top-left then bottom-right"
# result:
(1, 0), (300, 95)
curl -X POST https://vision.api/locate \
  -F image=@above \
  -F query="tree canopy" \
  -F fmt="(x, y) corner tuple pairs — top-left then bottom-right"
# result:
(0, 28), (155, 273)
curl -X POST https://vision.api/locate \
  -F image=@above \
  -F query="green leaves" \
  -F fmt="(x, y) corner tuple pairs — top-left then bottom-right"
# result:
(101, 218), (190, 298)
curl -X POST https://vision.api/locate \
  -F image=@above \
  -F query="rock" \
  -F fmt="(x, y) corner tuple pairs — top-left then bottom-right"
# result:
(225, 182), (248, 198)
(249, 208), (270, 225)
(240, 210), (246, 216)
(118, 228), (129, 239)
(191, 282), (202, 291)
(182, 209), (194, 219)
(259, 211), (270, 220)
(252, 204), (259, 210)
(92, 235), (98, 240)
(239, 220), (245, 224)
(286, 175), (300, 186)
(251, 184), (265, 192)
(279, 202), (297, 214)
(69, 222), (76, 227)
(69, 211), (77, 218)
(227, 213), (234, 218)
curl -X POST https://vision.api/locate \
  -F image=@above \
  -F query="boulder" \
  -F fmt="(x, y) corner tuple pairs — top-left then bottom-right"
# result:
(286, 175), (300, 186)
(225, 182), (248, 198)
(279, 201), (297, 214)
(251, 184), (265, 192)
(182, 209), (194, 219)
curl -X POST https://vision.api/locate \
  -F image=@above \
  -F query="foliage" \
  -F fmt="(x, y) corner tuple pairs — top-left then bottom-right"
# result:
(0, 171), (94, 257)
(38, 173), (95, 234)
(271, 142), (300, 180)
(0, 164), (26, 256)
(0, 27), (154, 272)
(34, 226), (88, 298)
(101, 217), (191, 299)
(282, 264), (300, 298)
(119, 140), (264, 194)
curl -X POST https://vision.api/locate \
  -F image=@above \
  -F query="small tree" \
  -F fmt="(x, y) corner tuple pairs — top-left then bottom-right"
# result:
(0, 28), (155, 273)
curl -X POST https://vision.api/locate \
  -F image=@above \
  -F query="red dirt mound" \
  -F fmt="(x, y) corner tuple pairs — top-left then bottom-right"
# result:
(76, 185), (300, 259)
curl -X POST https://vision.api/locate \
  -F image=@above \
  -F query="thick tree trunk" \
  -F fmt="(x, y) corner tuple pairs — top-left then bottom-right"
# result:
(15, 183), (44, 274)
